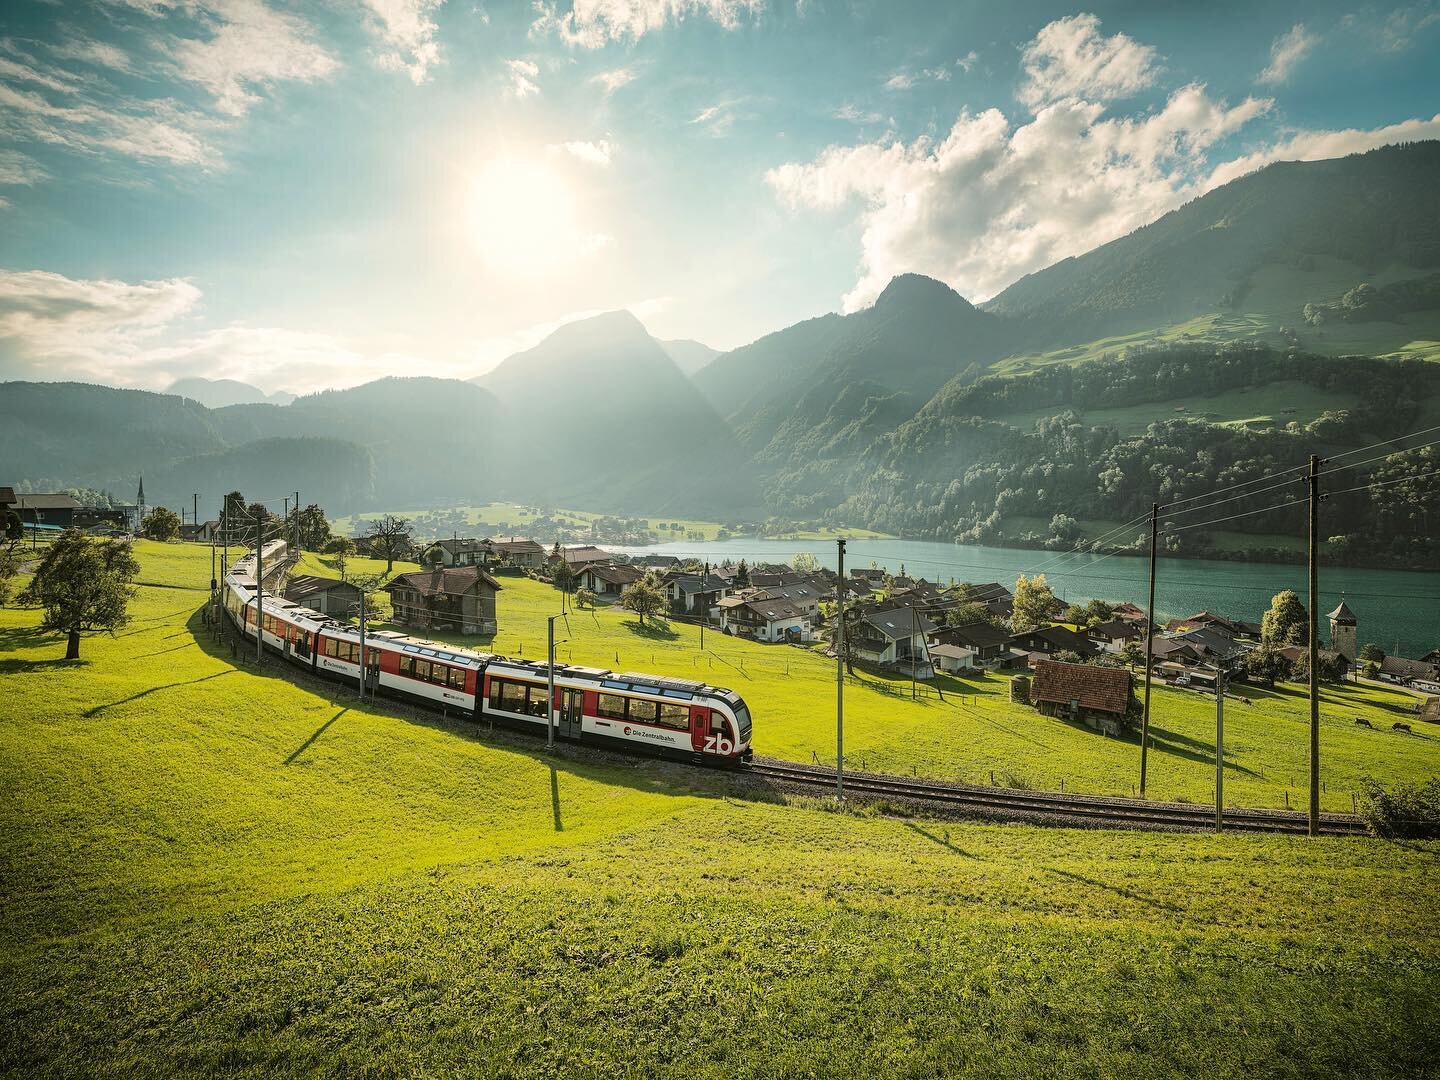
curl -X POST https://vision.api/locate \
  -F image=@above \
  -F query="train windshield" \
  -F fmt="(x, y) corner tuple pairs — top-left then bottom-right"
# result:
(733, 701), (752, 743)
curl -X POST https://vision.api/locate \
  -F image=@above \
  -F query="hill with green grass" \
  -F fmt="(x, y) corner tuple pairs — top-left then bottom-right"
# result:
(2, 541), (1437, 1074)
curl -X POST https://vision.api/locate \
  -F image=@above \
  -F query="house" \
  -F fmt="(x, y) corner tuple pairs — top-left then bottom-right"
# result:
(851, 605), (937, 668)
(632, 554), (682, 572)
(12, 492), (81, 530)
(1145, 636), (1205, 666)
(1379, 654), (1440, 685)
(179, 519), (221, 543)
(1170, 626), (1247, 664)
(757, 579), (825, 619)
(664, 571), (730, 617)
(1180, 611), (1244, 635)
(1029, 659), (1134, 736)
(1420, 649), (1440, 665)
(750, 569), (806, 587)
(283, 574), (363, 616)
(1087, 618), (1142, 653)
(1009, 625), (1098, 659)
(929, 622), (1011, 668)
(576, 562), (645, 599)
(929, 643), (976, 674)
(484, 537), (546, 568)
(557, 545), (613, 569)
(851, 567), (886, 584)
(718, 595), (812, 642)
(1112, 602), (1147, 623)
(422, 538), (488, 568)
(385, 565), (501, 635)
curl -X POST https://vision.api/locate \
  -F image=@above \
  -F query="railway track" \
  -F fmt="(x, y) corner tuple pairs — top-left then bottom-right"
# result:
(746, 759), (1369, 836)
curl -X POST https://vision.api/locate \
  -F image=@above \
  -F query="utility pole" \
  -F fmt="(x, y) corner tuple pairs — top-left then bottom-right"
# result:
(294, 491), (301, 551)
(192, 493), (199, 532)
(254, 513), (265, 663)
(1140, 502), (1158, 798)
(357, 588), (367, 700)
(283, 497), (290, 547)
(910, 605), (918, 700)
(1215, 667), (1226, 832)
(1306, 454), (1321, 836)
(701, 560), (708, 652)
(835, 537), (846, 799)
(547, 614), (560, 748)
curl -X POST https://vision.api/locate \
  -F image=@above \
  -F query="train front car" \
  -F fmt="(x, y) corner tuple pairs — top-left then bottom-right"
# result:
(480, 661), (752, 764)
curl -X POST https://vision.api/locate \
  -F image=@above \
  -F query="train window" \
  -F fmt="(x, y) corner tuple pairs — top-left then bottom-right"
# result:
(597, 693), (626, 720)
(627, 699), (659, 726)
(413, 659), (431, 681)
(449, 667), (466, 690)
(430, 663), (448, 686)
(525, 685), (550, 718)
(657, 702), (690, 730)
(323, 638), (337, 658)
(499, 680), (526, 713)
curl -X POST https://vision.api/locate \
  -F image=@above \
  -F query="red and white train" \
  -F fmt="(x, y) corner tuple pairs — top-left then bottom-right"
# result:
(223, 541), (752, 764)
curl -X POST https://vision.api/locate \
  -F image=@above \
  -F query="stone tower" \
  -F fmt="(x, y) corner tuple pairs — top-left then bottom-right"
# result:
(1327, 599), (1357, 660)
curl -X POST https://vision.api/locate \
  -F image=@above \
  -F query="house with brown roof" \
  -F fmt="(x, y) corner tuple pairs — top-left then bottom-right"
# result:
(576, 562), (644, 599)
(1086, 618), (1142, 653)
(484, 537), (546, 568)
(1029, 659), (1135, 736)
(283, 574), (362, 616)
(12, 492), (81, 530)
(385, 565), (501, 635)
(718, 594), (813, 642)
(556, 545), (613, 569)
(421, 538), (489, 568)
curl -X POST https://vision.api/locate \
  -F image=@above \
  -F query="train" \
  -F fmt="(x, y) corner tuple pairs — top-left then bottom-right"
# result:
(222, 540), (753, 764)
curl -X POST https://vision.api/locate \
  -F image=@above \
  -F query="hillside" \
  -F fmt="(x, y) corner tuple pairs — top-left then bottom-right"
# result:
(985, 142), (1440, 353)
(168, 376), (295, 408)
(3, 542), (1438, 1073)
(657, 337), (719, 376)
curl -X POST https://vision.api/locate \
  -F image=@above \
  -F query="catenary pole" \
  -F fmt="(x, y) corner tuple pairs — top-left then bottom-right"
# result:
(192, 493), (199, 531)
(701, 560), (708, 651)
(254, 513), (264, 663)
(547, 615), (559, 748)
(358, 588), (367, 700)
(294, 491), (301, 551)
(1307, 454), (1321, 836)
(835, 537), (846, 799)
(1215, 667), (1226, 832)
(1140, 502), (1158, 797)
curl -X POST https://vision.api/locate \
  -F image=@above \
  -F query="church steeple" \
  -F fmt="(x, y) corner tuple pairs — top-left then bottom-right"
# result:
(135, 475), (146, 533)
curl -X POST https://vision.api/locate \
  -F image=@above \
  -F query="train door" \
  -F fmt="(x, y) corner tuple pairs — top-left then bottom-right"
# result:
(560, 689), (584, 740)
(690, 706), (708, 754)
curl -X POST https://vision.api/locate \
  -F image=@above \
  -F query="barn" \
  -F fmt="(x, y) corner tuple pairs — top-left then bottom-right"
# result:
(1030, 659), (1135, 736)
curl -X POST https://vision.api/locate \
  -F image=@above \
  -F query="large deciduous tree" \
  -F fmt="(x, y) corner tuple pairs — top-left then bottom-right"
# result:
(295, 504), (332, 551)
(1011, 573), (1060, 633)
(19, 531), (140, 659)
(620, 576), (668, 626)
(1260, 590), (1308, 647)
(141, 506), (181, 542)
(365, 515), (413, 573)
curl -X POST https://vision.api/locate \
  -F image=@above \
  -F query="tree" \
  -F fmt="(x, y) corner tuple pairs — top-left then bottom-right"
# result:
(0, 540), (20, 606)
(1238, 644), (1290, 689)
(1048, 513), (1081, 546)
(1292, 650), (1348, 684)
(553, 561), (577, 596)
(18, 530), (139, 659)
(141, 506), (181, 542)
(1011, 573), (1060, 633)
(365, 515), (413, 573)
(1359, 642), (1385, 663)
(620, 576), (668, 626)
(1120, 638), (1145, 670)
(576, 588), (596, 609)
(222, 491), (247, 539)
(944, 601), (1001, 629)
(295, 504), (332, 551)
(736, 559), (750, 587)
(1260, 590), (1308, 647)
(324, 536), (355, 556)
(1054, 649), (1084, 664)
(792, 551), (820, 573)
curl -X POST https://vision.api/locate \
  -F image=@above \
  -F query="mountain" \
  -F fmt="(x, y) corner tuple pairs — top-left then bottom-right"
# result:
(985, 142), (1440, 347)
(479, 311), (757, 513)
(168, 376), (295, 408)
(657, 339), (720, 377)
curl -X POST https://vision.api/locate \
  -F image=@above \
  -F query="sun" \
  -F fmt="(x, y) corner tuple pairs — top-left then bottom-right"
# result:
(465, 156), (605, 277)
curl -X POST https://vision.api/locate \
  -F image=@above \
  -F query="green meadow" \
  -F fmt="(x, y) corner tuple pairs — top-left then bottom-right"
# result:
(2, 540), (1438, 1075)
(294, 551), (1440, 813)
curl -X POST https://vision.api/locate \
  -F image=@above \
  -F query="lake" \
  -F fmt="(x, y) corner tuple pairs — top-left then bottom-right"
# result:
(605, 537), (1440, 657)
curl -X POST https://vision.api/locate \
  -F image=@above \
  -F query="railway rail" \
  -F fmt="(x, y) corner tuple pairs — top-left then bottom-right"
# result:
(745, 759), (1369, 836)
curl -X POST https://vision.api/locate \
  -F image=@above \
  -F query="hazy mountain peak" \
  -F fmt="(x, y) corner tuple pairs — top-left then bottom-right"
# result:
(872, 273), (974, 312)
(168, 376), (294, 408)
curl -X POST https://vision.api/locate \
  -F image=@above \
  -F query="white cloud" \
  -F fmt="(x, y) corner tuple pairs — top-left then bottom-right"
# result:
(768, 81), (1271, 310)
(956, 50), (978, 74)
(531, 0), (764, 48)
(1341, 2), (1440, 52)
(0, 81), (217, 166)
(690, 103), (734, 135)
(1019, 12), (1159, 107)
(591, 67), (636, 94)
(504, 57), (540, 98)
(549, 139), (614, 165)
(49, 38), (134, 73)
(167, 0), (340, 117)
(834, 103), (882, 125)
(0, 269), (202, 379)
(1258, 23), (1318, 84)
(1204, 112), (1440, 189)
(361, 0), (444, 84)
(885, 65), (951, 92)
(0, 149), (50, 186)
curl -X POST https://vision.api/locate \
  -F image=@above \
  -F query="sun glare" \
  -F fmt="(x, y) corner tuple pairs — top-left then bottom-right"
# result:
(465, 156), (605, 276)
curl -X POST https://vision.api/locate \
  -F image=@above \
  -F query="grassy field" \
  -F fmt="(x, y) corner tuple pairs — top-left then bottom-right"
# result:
(274, 550), (1440, 813)
(2, 541), (1438, 1075)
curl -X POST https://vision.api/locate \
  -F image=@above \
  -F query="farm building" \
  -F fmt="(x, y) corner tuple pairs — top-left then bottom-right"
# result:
(576, 563), (645, 599)
(484, 537), (546, 568)
(385, 566), (501, 636)
(929, 623), (1010, 668)
(1086, 619), (1142, 652)
(663, 571), (730, 617)
(1029, 659), (1134, 736)
(283, 575), (362, 616)
(421, 538), (489, 568)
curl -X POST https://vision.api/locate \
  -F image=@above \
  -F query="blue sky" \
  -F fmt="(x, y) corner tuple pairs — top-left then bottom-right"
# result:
(1, 0), (1437, 393)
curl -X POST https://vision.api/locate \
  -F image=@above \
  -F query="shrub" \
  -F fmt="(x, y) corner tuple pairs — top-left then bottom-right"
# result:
(1355, 777), (1440, 838)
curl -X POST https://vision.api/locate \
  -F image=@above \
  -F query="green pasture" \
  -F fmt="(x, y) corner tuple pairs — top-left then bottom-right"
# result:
(1, 541), (1436, 1075)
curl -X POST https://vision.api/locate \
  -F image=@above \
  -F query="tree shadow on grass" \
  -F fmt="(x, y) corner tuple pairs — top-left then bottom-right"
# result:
(0, 625), (93, 672)
(905, 821), (978, 857)
(83, 670), (233, 717)
(624, 618), (679, 641)
(284, 707), (347, 765)
(1041, 865), (1185, 913)
(1144, 724), (1260, 778)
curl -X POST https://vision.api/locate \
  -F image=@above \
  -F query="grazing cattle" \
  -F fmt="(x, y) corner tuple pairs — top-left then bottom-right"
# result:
(1392, 722), (1412, 733)
(1354, 717), (1373, 728)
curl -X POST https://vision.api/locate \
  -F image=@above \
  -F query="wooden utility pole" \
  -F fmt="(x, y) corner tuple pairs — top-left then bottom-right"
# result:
(254, 513), (265, 663)
(1215, 667), (1226, 832)
(701, 561), (708, 651)
(547, 615), (559, 748)
(1140, 502), (1158, 798)
(192, 493), (199, 531)
(835, 537), (846, 799)
(294, 491), (301, 551)
(1306, 454), (1321, 836)
(357, 588), (368, 700)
